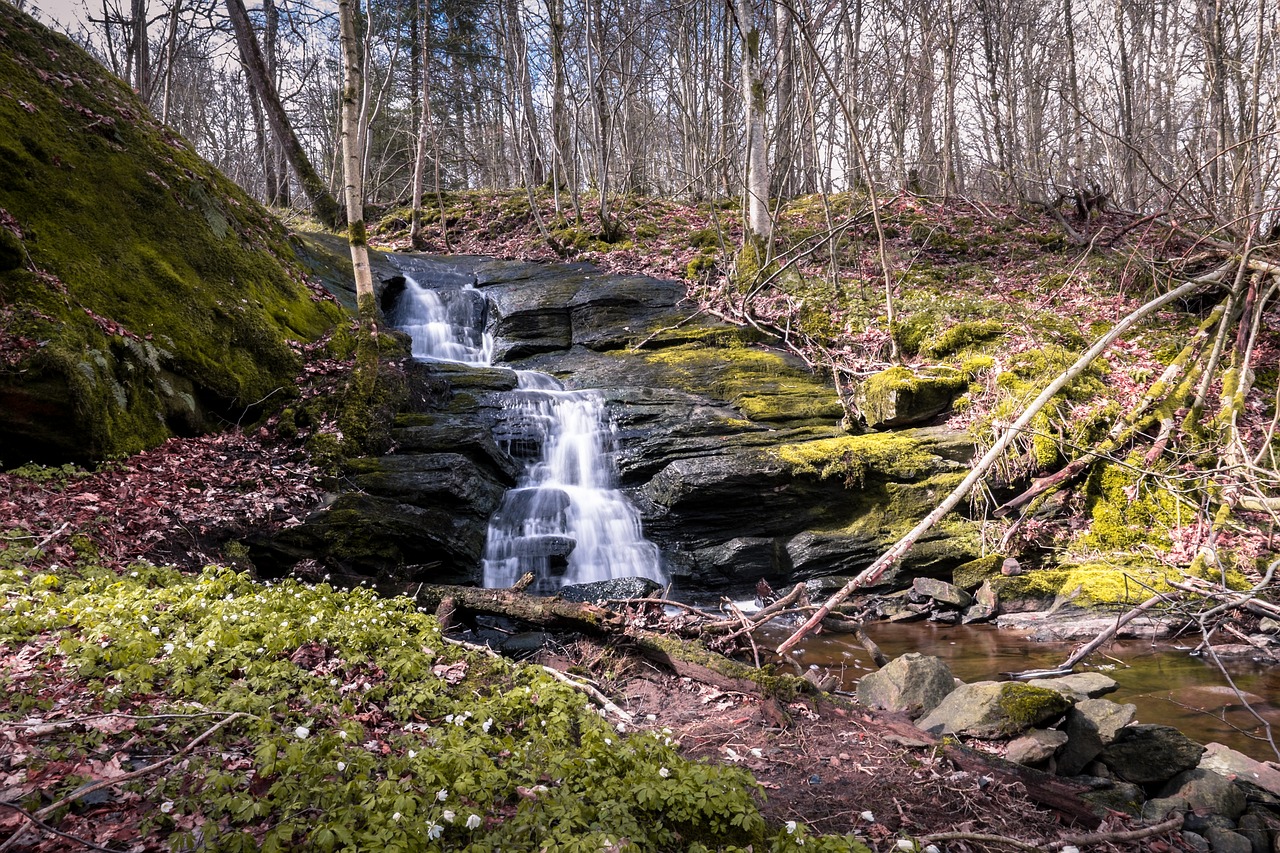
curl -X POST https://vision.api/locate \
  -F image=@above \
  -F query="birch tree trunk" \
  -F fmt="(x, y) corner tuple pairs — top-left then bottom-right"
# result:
(736, 0), (770, 242)
(338, 0), (376, 324)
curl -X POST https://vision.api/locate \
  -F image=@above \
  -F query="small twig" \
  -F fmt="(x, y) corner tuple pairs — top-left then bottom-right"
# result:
(0, 802), (115, 852)
(917, 830), (1040, 851)
(539, 665), (634, 722)
(1056, 811), (1183, 847)
(32, 713), (250, 821)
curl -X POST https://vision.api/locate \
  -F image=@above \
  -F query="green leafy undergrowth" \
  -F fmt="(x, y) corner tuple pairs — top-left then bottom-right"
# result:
(0, 561), (868, 852)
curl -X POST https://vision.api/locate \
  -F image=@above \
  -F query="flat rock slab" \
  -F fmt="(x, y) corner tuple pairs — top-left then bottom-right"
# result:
(995, 611), (1175, 641)
(1006, 728), (1068, 766)
(1199, 742), (1280, 799)
(1027, 672), (1118, 700)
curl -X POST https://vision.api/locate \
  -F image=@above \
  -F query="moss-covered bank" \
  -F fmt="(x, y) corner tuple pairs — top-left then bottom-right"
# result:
(0, 5), (344, 464)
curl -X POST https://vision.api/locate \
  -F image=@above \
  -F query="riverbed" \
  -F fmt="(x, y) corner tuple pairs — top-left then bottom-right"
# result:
(777, 620), (1280, 763)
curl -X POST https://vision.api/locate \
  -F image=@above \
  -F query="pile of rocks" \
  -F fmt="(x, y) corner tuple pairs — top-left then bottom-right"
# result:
(858, 653), (1280, 852)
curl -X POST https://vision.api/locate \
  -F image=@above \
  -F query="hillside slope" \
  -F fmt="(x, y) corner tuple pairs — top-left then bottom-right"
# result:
(0, 5), (344, 464)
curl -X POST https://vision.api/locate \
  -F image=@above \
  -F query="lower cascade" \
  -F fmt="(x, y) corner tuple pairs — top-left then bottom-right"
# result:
(393, 273), (666, 593)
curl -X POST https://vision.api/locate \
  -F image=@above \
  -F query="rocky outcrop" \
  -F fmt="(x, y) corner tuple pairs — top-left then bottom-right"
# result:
(916, 681), (1071, 739)
(259, 250), (983, 592)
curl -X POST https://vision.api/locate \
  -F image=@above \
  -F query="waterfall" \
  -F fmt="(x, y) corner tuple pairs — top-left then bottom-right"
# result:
(392, 274), (666, 593)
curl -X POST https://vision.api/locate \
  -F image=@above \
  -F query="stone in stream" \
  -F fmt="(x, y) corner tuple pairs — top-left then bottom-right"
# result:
(1099, 724), (1206, 784)
(916, 681), (1071, 739)
(856, 653), (956, 718)
(1158, 769), (1247, 821)
(1055, 698), (1137, 777)
(558, 577), (663, 604)
(962, 580), (998, 623)
(911, 577), (973, 609)
(1005, 728), (1068, 766)
(1027, 672), (1119, 701)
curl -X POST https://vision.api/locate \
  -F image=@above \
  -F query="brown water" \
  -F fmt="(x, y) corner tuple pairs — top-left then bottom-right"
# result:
(772, 621), (1280, 763)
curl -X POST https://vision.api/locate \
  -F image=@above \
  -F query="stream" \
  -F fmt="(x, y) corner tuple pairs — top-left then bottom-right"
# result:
(782, 620), (1280, 762)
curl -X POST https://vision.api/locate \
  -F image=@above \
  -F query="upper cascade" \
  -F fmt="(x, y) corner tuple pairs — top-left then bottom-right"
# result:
(390, 276), (494, 366)
(392, 273), (666, 593)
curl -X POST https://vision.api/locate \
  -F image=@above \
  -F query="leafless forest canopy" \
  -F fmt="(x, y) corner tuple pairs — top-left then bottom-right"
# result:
(19, 0), (1279, 240)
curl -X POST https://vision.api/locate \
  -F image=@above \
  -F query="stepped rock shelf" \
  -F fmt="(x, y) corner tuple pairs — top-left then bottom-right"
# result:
(253, 248), (981, 593)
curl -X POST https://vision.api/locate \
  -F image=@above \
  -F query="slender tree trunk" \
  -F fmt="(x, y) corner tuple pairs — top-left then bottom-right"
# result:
(338, 0), (375, 323)
(225, 0), (343, 228)
(131, 0), (150, 101)
(736, 0), (770, 242)
(773, 0), (794, 199)
(159, 0), (181, 123)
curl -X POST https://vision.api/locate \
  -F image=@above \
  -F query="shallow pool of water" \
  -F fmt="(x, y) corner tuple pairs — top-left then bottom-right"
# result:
(775, 621), (1280, 763)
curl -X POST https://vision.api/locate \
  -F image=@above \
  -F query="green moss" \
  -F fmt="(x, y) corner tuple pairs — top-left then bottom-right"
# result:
(774, 433), (938, 484)
(953, 554), (1002, 590)
(922, 320), (1006, 358)
(0, 6), (343, 463)
(996, 684), (1072, 727)
(994, 561), (1179, 607)
(639, 343), (842, 426)
(1074, 460), (1182, 553)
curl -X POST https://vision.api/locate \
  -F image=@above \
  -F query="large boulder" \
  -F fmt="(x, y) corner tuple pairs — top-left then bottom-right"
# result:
(1099, 725), (1206, 784)
(1027, 672), (1118, 701)
(1158, 769), (1247, 821)
(856, 653), (956, 717)
(917, 682), (1072, 739)
(0, 5), (343, 465)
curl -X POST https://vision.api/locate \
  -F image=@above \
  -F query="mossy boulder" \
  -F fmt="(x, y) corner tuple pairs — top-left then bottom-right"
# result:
(916, 681), (1073, 739)
(855, 366), (968, 429)
(0, 6), (344, 464)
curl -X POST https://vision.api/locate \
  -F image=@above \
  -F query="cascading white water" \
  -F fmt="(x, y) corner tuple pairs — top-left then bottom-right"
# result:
(392, 276), (493, 365)
(482, 372), (665, 592)
(392, 274), (665, 592)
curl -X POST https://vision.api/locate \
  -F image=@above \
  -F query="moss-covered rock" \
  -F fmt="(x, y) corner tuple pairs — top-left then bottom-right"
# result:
(855, 366), (968, 429)
(0, 5), (343, 464)
(916, 681), (1073, 739)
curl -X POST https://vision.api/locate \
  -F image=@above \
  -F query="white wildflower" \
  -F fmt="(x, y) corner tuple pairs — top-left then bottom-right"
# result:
(924, 846), (941, 853)
(616, 722), (626, 733)
(658, 767), (670, 778)
(159, 801), (174, 814)
(442, 809), (455, 823)
(294, 725), (310, 740)
(392, 811), (401, 822)
(150, 626), (160, 636)
(330, 678), (339, 687)
(604, 738), (612, 746)
(309, 615), (319, 625)
(465, 814), (481, 830)
(163, 643), (175, 654)
(860, 811), (875, 822)
(206, 639), (215, 648)
(338, 730), (347, 740)
(895, 840), (915, 852)
(436, 788), (448, 802)
(337, 761), (346, 772)
(785, 820), (798, 834)
(425, 821), (443, 840)
(482, 718), (493, 733)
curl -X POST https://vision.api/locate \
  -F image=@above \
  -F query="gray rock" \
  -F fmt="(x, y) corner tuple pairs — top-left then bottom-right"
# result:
(856, 653), (957, 718)
(1143, 795), (1189, 823)
(1182, 831), (1212, 852)
(995, 611), (1175, 641)
(952, 555), (1002, 590)
(963, 580), (999, 623)
(1187, 813), (1240, 834)
(916, 681), (1071, 739)
(1100, 725), (1206, 784)
(912, 577), (973, 608)
(1259, 617), (1280, 634)
(1206, 827), (1254, 853)
(1056, 698), (1137, 777)
(1160, 769), (1247, 821)
(1027, 672), (1119, 701)
(1200, 742), (1280, 801)
(1236, 811), (1275, 853)
(1077, 779), (1144, 817)
(1005, 728), (1068, 766)
(558, 577), (663, 604)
